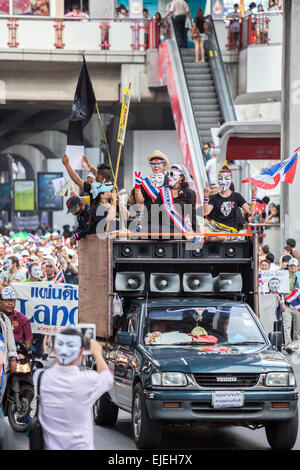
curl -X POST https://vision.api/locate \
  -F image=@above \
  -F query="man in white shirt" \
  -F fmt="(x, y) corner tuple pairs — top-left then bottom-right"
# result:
(163, 0), (192, 48)
(0, 256), (26, 286)
(33, 329), (113, 450)
(205, 154), (217, 186)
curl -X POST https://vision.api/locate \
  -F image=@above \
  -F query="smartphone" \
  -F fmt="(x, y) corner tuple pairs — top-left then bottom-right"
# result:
(76, 323), (96, 355)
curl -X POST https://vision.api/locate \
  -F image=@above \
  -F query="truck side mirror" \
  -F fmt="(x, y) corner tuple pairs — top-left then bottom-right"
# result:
(116, 331), (134, 347)
(268, 332), (283, 349)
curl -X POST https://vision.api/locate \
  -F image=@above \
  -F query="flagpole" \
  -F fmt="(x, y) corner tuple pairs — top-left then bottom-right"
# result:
(106, 82), (132, 233)
(95, 102), (116, 183)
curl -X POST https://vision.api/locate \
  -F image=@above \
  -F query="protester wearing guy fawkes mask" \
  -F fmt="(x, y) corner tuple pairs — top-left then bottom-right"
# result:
(24, 263), (44, 283)
(204, 163), (257, 241)
(33, 329), (113, 450)
(135, 150), (169, 233)
(0, 256), (26, 287)
(153, 164), (197, 237)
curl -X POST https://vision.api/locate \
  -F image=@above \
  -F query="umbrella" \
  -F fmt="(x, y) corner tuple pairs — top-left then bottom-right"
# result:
(10, 232), (29, 242)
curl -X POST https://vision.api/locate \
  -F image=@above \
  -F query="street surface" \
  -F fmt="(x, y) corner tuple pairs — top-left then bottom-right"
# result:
(11, 352), (300, 451)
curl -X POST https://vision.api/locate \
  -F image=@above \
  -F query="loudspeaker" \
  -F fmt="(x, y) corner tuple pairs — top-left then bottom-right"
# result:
(115, 272), (145, 291)
(150, 273), (180, 293)
(183, 273), (213, 292)
(213, 273), (243, 293)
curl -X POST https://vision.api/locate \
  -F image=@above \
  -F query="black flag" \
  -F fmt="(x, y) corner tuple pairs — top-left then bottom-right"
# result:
(66, 57), (96, 168)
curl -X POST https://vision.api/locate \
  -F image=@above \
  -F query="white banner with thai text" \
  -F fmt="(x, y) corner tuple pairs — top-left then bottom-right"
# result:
(12, 282), (78, 335)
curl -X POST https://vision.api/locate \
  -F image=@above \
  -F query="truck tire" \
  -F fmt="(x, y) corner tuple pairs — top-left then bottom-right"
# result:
(132, 383), (162, 449)
(265, 408), (298, 450)
(93, 393), (119, 426)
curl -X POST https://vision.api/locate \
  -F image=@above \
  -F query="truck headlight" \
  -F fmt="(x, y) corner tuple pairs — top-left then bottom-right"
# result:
(151, 372), (187, 387)
(265, 372), (290, 386)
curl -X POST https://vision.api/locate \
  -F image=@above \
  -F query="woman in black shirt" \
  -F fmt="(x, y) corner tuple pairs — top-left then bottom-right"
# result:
(153, 164), (197, 238)
(193, 8), (207, 63)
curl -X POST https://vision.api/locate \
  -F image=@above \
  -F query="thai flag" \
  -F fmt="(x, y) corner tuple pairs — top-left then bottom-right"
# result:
(29, 233), (43, 244)
(242, 148), (299, 190)
(53, 269), (65, 283)
(285, 289), (300, 311)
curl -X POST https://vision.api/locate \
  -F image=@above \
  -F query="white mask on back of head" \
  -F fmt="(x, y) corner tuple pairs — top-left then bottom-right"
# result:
(54, 333), (82, 365)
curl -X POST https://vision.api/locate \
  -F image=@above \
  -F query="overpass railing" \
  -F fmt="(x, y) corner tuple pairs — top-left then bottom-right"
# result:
(0, 16), (148, 51)
(225, 10), (283, 50)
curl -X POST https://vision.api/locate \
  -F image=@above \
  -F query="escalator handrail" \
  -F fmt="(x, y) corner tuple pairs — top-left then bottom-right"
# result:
(205, 14), (237, 123)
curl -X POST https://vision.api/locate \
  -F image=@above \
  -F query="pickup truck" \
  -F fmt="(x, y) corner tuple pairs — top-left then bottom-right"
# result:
(93, 297), (298, 450)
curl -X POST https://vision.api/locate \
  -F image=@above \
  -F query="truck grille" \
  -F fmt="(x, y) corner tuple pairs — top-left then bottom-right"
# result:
(193, 373), (260, 388)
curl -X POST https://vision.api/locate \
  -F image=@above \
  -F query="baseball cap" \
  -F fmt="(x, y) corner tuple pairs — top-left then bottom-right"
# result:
(288, 257), (299, 266)
(66, 196), (82, 214)
(87, 172), (95, 178)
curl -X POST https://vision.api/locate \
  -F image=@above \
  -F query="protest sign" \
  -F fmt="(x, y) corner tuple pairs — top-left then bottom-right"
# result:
(259, 269), (289, 295)
(12, 282), (78, 336)
(259, 294), (277, 335)
(13, 215), (39, 231)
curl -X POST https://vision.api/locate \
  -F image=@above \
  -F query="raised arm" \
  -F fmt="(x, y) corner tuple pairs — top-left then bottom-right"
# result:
(203, 182), (214, 216)
(134, 171), (145, 204)
(82, 155), (97, 178)
(242, 183), (257, 216)
(62, 154), (84, 190)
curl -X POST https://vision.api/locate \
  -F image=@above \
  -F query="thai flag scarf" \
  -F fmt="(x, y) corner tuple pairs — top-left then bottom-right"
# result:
(53, 269), (65, 283)
(141, 177), (159, 202)
(159, 186), (192, 234)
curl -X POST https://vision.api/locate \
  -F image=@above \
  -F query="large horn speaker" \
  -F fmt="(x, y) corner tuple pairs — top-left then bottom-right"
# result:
(115, 272), (145, 292)
(213, 273), (243, 292)
(183, 273), (213, 292)
(150, 273), (180, 293)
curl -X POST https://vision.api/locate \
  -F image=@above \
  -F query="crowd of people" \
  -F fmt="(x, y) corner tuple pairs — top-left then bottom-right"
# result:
(259, 237), (300, 354)
(226, 1), (283, 50)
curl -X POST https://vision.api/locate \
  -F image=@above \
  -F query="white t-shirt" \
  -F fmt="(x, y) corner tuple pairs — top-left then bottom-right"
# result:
(33, 364), (114, 450)
(0, 269), (26, 283)
(205, 157), (217, 185)
(169, 0), (189, 16)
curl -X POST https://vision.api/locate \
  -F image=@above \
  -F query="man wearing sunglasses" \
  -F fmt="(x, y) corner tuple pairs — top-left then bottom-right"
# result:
(66, 196), (91, 247)
(135, 150), (169, 233)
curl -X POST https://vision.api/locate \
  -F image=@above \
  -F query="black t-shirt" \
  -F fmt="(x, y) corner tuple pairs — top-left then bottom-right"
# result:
(209, 191), (247, 231)
(63, 266), (78, 285)
(153, 186), (197, 234)
(195, 17), (205, 33)
(141, 175), (168, 224)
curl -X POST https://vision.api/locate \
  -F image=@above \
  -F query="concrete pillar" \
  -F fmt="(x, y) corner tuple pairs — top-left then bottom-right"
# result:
(89, 0), (116, 18)
(281, 0), (300, 247)
(53, 0), (64, 17)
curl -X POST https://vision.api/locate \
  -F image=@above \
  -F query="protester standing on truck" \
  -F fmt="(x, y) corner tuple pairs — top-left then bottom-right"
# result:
(204, 163), (257, 241)
(153, 163), (197, 236)
(62, 154), (112, 209)
(33, 329), (113, 450)
(135, 150), (169, 233)
(66, 195), (91, 246)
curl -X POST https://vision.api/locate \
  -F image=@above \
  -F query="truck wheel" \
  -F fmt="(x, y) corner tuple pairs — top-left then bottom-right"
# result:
(265, 408), (298, 450)
(93, 393), (119, 426)
(132, 383), (162, 449)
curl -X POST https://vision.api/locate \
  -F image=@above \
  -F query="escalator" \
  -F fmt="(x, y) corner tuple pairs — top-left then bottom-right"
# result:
(181, 51), (222, 144)
(158, 15), (236, 198)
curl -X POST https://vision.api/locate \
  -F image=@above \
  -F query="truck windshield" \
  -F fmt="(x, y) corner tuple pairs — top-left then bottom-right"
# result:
(144, 305), (265, 346)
